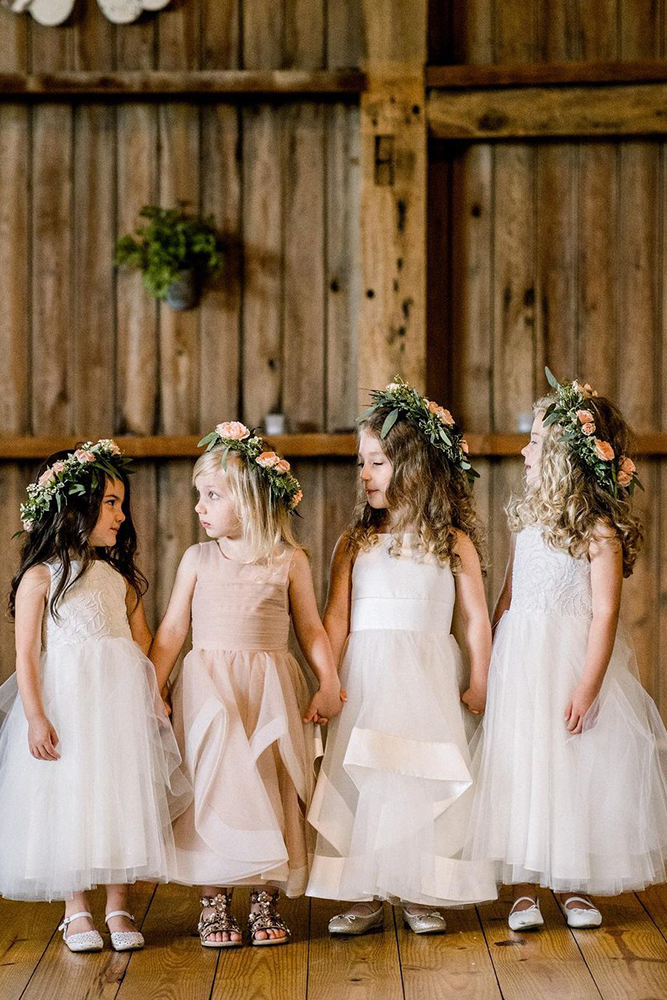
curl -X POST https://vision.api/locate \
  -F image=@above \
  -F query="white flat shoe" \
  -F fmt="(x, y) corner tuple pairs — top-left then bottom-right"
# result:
(59, 911), (104, 953)
(328, 905), (384, 936)
(558, 896), (602, 929)
(105, 910), (145, 952)
(508, 896), (544, 931)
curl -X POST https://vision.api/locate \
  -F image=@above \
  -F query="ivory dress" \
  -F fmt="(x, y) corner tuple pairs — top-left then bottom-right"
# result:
(466, 526), (667, 894)
(170, 541), (319, 896)
(306, 533), (497, 906)
(0, 559), (190, 902)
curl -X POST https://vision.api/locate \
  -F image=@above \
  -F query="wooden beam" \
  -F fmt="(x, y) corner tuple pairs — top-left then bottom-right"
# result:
(427, 59), (667, 90)
(429, 82), (667, 139)
(0, 69), (367, 99)
(3, 432), (667, 460)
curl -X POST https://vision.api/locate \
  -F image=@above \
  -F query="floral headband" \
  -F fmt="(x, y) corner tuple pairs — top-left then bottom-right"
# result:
(358, 376), (478, 485)
(20, 439), (133, 533)
(543, 368), (642, 497)
(197, 422), (303, 511)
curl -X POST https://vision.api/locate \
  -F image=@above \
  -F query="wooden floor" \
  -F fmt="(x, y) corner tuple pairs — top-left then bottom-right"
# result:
(1, 884), (667, 999)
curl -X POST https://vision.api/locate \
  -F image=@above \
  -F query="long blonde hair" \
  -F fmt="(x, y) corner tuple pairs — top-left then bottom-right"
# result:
(193, 446), (301, 563)
(507, 395), (643, 576)
(346, 409), (487, 572)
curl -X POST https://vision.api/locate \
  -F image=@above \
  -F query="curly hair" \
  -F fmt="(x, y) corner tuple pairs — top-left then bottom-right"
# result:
(346, 408), (487, 572)
(507, 395), (643, 576)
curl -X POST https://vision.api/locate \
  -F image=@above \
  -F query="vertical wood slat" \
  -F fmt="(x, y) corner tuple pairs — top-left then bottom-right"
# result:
(200, 0), (241, 70)
(242, 2), (283, 70)
(0, 10), (28, 72)
(241, 104), (283, 429)
(327, 0), (366, 68)
(73, 1), (115, 71)
(156, 0), (200, 71)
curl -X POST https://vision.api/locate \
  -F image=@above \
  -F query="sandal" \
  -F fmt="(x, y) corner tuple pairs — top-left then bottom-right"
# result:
(248, 890), (290, 947)
(58, 911), (103, 953)
(198, 893), (243, 949)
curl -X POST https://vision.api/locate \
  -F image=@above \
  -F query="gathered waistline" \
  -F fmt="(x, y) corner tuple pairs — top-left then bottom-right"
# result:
(191, 643), (290, 654)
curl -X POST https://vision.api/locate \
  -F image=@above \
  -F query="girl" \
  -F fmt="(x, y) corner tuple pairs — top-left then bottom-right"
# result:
(466, 370), (667, 930)
(306, 378), (497, 935)
(150, 422), (343, 948)
(0, 441), (190, 952)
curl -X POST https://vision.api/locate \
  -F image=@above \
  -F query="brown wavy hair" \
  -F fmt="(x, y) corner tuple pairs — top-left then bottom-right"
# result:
(346, 408), (487, 572)
(507, 395), (643, 576)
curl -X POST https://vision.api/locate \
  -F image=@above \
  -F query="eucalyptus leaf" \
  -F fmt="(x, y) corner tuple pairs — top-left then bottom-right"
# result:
(380, 408), (399, 439)
(545, 366), (560, 390)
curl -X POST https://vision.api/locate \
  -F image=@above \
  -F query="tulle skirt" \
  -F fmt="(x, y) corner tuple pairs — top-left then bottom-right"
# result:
(465, 610), (667, 894)
(169, 646), (320, 896)
(0, 637), (191, 902)
(306, 629), (497, 906)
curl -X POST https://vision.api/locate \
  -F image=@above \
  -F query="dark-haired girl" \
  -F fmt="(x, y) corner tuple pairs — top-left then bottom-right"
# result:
(0, 441), (190, 953)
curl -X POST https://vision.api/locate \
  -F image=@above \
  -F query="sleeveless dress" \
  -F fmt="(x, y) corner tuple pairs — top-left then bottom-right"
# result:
(0, 559), (190, 902)
(169, 541), (319, 896)
(465, 526), (667, 894)
(306, 534), (497, 906)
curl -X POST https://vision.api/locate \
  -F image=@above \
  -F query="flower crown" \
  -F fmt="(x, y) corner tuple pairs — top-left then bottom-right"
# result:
(20, 439), (133, 533)
(197, 422), (303, 511)
(358, 376), (478, 485)
(543, 368), (642, 497)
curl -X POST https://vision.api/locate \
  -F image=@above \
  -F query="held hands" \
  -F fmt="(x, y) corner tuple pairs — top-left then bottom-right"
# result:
(303, 682), (347, 726)
(461, 684), (486, 716)
(28, 714), (60, 761)
(565, 682), (600, 734)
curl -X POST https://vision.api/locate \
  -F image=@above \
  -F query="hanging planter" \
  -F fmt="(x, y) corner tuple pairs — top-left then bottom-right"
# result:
(114, 204), (224, 309)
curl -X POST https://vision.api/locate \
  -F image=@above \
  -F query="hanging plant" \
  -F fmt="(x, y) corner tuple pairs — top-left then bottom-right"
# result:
(114, 204), (225, 309)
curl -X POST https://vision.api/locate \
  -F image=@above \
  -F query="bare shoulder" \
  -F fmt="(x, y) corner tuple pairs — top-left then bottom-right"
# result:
(589, 520), (622, 557)
(289, 546), (311, 576)
(331, 533), (354, 569)
(16, 563), (50, 600)
(452, 528), (477, 559)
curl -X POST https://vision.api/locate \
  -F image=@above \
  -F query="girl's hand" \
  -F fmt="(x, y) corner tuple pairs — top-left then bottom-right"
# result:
(28, 715), (60, 761)
(565, 683), (599, 734)
(303, 683), (346, 726)
(461, 685), (486, 715)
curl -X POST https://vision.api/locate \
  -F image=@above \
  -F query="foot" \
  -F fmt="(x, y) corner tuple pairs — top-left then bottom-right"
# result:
(248, 890), (290, 945)
(401, 903), (447, 934)
(105, 913), (137, 935)
(328, 902), (384, 936)
(558, 895), (602, 928)
(508, 896), (544, 931)
(199, 892), (242, 946)
(63, 911), (96, 936)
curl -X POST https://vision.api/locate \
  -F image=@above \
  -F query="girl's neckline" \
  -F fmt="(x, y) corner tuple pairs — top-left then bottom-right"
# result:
(214, 538), (256, 565)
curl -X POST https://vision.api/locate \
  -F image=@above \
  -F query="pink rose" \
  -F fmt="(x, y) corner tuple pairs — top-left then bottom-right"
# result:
(594, 439), (615, 462)
(577, 409), (594, 424)
(98, 438), (121, 456)
(215, 421), (249, 440)
(581, 422), (596, 436)
(51, 461), (66, 475)
(256, 451), (281, 468)
(386, 382), (400, 391)
(618, 470), (632, 487)
(461, 439), (469, 454)
(38, 468), (55, 487)
(291, 490), (303, 508)
(74, 449), (95, 463)
(427, 400), (455, 426)
(274, 459), (291, 474)
(22, 519), (33, 532)
(620, 456), (636, 475)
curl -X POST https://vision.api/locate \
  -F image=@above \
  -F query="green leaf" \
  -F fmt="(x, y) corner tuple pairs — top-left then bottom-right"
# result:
(356, 405), (377, 422)
(220, 445), (231, 471)
(380, 408), (400, 438)
(197, 431), (218, 449)
(545, 366), (560, 390)
(543, 411), (560, 427)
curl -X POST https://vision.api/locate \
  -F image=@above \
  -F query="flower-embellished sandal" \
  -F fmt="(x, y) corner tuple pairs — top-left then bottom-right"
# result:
(58, 911), (103, 953)
(248, 890), (290, 947)
(105, 910), (145, 952)
(198, 893), (243, 949)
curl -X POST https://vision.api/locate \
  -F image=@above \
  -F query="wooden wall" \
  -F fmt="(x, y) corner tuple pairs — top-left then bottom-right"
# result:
(429, 1), (667, 716)
(0, 0), (364, 681)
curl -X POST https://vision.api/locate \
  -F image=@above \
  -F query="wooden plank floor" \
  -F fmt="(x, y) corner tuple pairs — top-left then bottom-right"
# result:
(2, 884), (666, 999)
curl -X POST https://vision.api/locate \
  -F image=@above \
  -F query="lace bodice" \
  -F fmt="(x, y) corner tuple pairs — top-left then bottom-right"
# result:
(510, 527), (593, 618)
(43, 560), (132, 649)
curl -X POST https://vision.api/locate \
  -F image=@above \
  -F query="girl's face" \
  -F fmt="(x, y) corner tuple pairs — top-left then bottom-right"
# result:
(194, 471), (242, 539)
(89, 478), (126, 548)
(358, 428), (394, 509)
(521, 411), (546, 486)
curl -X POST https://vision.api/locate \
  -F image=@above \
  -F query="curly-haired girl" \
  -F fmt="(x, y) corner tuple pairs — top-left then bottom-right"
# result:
(466, 370), (667, 932)
(306, 378), (497, 936)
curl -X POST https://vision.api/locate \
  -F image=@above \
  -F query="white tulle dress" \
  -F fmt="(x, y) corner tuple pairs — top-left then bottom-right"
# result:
(306, 533), (497, 906)
(0, 559), (191, 902)
(465, 526), (667, 894)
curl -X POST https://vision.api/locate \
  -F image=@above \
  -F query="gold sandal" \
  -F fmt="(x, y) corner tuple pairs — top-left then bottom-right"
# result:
(248, 890), (290, 947)
(198, 893), (243, 948)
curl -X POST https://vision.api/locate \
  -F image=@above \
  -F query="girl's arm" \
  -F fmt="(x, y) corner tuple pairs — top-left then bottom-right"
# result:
(126, 588), (152, 655)
(455, 531), (493, 715)
(565, 526), (623, 734)
(492, 533), (516, 629)
(14, 565), (60, 761)
(149, 544), (198, 693)
(288, 548), (343, 724)
(322, 534), (353, 668)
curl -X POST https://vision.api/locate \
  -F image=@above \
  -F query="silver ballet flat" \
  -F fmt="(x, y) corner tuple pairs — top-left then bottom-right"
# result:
(328, 905), (384, 936)
(558, 896), (602, 929)
(104, 910), (145, 952)
(508, 896), (544, 931)
(402, 906), (447, 934)
(59, 910), (104, 953)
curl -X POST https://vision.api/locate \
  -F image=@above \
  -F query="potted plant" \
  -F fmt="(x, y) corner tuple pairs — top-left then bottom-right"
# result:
(114, 204), (224, 309)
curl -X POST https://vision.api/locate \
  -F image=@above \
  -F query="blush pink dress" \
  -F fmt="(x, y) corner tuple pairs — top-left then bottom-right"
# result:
(170, 541), (319, 896)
